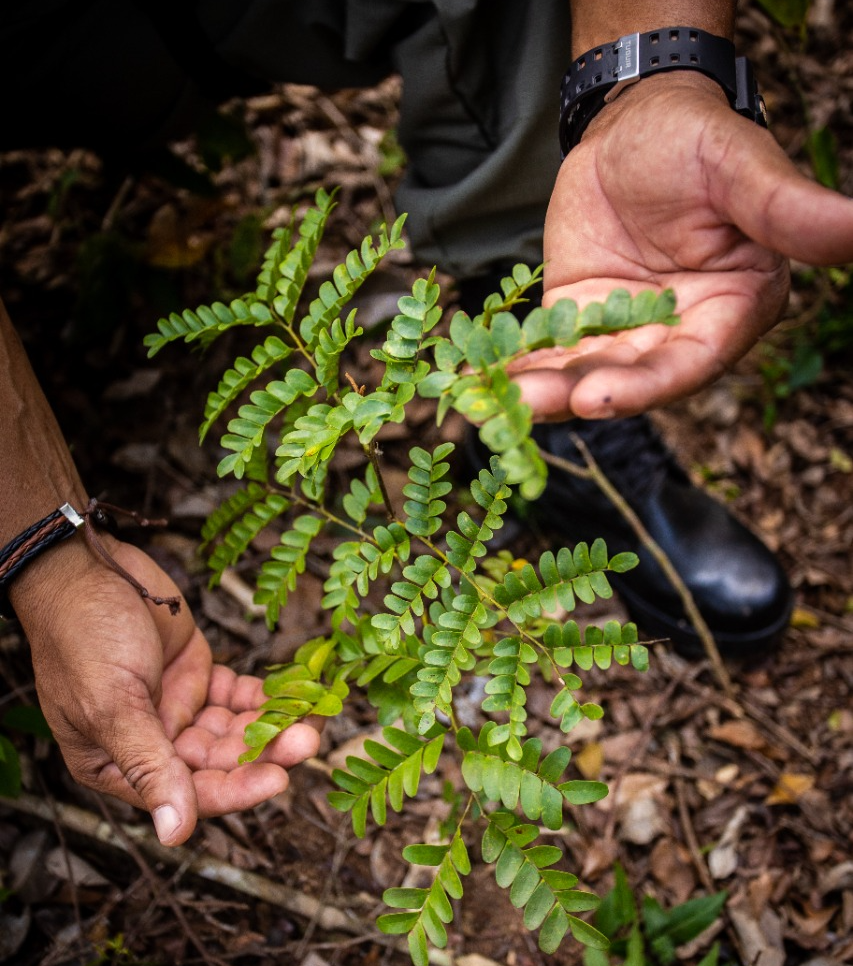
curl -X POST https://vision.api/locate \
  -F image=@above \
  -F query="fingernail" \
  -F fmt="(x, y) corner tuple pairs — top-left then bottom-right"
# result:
(587, 405), (615, 419)
(152, 804), (181, 844)
(586, 396), (615, 420)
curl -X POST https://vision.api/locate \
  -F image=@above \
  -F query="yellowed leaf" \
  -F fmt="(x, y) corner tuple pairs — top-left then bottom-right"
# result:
(146, 204), (214, 268)
(765, 772), (815, 806)
(790, 607), (820, 629)
(574, 742), (604, 780)
(829, 447), (852, 472)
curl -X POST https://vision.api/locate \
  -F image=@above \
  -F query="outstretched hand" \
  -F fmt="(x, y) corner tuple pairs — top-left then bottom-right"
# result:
(513, 72), (853, 420)
(17, 539), (320, 846)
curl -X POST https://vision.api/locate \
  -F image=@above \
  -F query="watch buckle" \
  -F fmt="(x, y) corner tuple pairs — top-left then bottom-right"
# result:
(604, 32), (641, 103)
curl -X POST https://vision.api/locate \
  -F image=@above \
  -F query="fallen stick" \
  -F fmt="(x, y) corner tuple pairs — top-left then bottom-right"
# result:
(1, 792), (356, 934)
(0, 792), (508, 966)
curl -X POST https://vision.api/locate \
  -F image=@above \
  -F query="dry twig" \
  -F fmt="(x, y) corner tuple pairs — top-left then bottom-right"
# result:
(541, 437), (737, 699)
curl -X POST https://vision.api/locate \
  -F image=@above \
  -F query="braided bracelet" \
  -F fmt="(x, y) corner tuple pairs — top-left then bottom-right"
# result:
(0, 500), (181, 620)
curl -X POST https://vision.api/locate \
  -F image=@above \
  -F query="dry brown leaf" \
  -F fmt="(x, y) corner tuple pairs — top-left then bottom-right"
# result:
(146, 203), (214, 268)
(369, 831), (406, 889)
(787, 902), (838, 941)
(649, 838), (696, 904)
(598, 729), (644, 764)
(612, 774), (670, 845)
(715, 762), (740, 785)
(765, 772), (816, 805)
(708, 804), (749, 880)
(709, 719), (776, 754)
(818, 861), (853, 897)
(580, 837), (618, 881)
(45, 848), (110, 887)
(729, 906), (785, 966)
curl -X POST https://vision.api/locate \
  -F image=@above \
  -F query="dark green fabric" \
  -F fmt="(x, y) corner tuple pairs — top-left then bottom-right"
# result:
(1, 0), (571, 276)
(208, 0), (570, 275)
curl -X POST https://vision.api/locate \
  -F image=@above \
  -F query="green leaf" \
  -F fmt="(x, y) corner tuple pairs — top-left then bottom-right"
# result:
(377, 912), (420, 935)
(755, 0), (809, 28)
(656, 891), (728, 946)
(568, 915), (610, 950)
(408, 923), (430, 966)
(0, 736), (22, 798)
(402, 844), (449, 866)
(560, 781), (609, 805)
(383, 888), (430, 909)
(696, 942), (721, 966)
(2, 706), (53, 740)
(539, 905), (570, 954)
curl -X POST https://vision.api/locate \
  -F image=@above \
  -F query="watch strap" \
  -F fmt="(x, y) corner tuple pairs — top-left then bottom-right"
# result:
(559, 26), (768, 157)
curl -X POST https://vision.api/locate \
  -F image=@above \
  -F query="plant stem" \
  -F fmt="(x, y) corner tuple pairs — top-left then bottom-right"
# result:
(368, 440), (396, 520)
(540, 436), (737, 700)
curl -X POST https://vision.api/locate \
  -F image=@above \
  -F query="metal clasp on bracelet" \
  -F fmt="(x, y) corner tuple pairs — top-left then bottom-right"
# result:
(604, 32), (641, 103)
(59, 502), (85, 528)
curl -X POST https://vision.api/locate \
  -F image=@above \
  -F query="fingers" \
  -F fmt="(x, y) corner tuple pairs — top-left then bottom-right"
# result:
(712, 121), (853, 266)
(206, 665), (268, 711)
(174, 715), (321, 770)
(515, 338), (718, 420)
(172, 717), (321, 819)
(59, 704), (202, 847)
(193, 765), (290, 817)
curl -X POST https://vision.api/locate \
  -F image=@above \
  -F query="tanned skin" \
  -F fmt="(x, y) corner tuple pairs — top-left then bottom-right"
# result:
(514, 0), (853, 419)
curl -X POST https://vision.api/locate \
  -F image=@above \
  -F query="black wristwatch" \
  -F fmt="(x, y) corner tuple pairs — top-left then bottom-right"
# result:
(559, 26), (768, 158)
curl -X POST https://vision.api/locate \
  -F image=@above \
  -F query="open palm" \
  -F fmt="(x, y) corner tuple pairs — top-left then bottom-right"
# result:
(513, 74), (853, 420)
(24, 541), (319, 846)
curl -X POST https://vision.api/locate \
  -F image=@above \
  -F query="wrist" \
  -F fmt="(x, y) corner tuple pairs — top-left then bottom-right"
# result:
(558, 26), (767, 158)
(8, 526), (120, 625)
(581, 70), (730, 142)
(570, 4), (736, 56)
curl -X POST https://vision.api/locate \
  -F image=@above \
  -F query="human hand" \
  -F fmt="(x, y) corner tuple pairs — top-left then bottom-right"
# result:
(513, 72), (853, 420)
(14, 538), (320, 846)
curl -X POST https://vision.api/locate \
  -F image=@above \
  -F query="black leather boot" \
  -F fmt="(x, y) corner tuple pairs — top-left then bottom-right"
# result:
(456, 274), (792, 660)
(524, 417), (793, 659)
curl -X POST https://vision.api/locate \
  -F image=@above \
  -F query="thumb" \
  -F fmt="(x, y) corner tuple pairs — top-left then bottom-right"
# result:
(100, 711), (200, 847)
(716, 122), (853, 265)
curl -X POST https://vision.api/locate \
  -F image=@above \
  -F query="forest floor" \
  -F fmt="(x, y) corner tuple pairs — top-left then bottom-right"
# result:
(1, 5), (852, 966)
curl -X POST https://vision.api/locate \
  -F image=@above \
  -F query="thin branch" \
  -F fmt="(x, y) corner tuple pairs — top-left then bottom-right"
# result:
(2, 792), (357, 933)
(1, 792), (495, 966)
(667, 736), (751, 966)
(93, 795), (225, 966)
(369, 439), (396, 520)
(315, 93), (399, 230)
(540, 436), (737, 700)
(674, 671), (820, 766)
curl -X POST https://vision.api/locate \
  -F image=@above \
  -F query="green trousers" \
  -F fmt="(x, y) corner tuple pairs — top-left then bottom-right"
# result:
(1, 0), (570, 278)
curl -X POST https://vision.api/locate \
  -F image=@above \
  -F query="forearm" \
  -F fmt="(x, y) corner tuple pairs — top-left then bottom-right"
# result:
(0, 296), (92, 613)
(569, 1), (736, 55)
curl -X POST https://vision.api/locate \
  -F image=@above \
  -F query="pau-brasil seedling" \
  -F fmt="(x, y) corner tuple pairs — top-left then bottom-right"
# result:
(146, 188), (680, 963)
